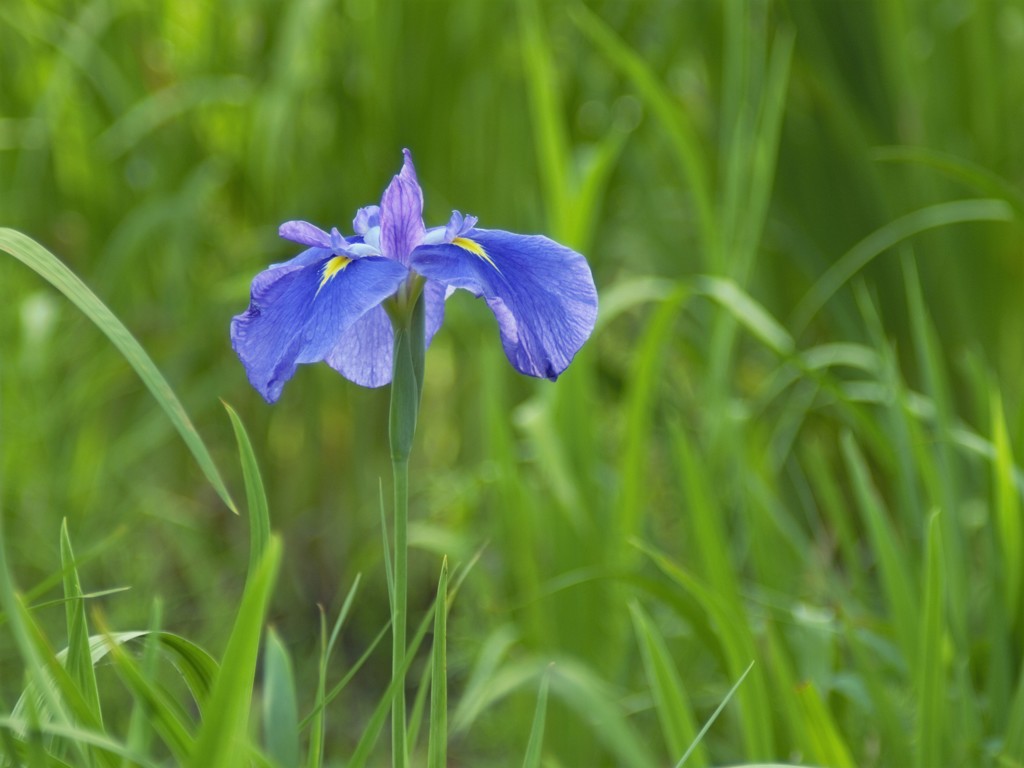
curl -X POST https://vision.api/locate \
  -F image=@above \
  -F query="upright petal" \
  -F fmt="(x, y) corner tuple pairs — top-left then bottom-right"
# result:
(323, 278), (449, 387)
(230, 251), (409, 402)
(410, 229), (597, 380)
(379, 149), (425, 265)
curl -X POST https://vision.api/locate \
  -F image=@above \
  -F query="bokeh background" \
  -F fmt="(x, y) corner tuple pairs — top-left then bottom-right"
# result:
(3, 0), (1024, 765)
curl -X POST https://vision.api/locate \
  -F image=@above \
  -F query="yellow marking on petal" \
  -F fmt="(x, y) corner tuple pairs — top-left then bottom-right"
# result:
(453, 236), (499, 271)
(318, 255), (351, 292)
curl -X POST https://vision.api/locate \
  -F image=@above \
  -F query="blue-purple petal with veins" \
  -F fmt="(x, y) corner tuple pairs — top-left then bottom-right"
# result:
(230, 250), (409, 402)
(410, 228), (597, 380)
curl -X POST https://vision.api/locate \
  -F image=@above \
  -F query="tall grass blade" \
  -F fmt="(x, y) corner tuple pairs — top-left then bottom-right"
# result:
(619, 287), (689, 557)
(123, 599), (164, 763)
(0, 715), (161, 768)
(0, 228), (236, 513)
(695, 276), (795, 357)
(790, 200), (1014, 333)
(518, 0), (570, 231)
(451, 625), (519, 733)
(521, 666), (551, 768)
(915, 512), (946, 768)
(637, 538), (772, 758)
(674, 661), (755, 768)
(547, 660), (658, 768)
(263, 628), (300, 768)
(97, 619), (197, 763)
(570, 3), (716, 260)
(991, 389), (1021, 624)
(902, 255), (966, 641)
(427, 557), (448, 768)
(872, 145), (1024, 214)
(1003, 663), (1024, 762)
(188, 536), (282, 768)
(224, 401), (270, 577)
(306, 574), (361, 767)
(347, 591), (444, 768)
(59, 520), (103, 731)
(629, 601), (704, 766)
(840, 431), (917, 659)
(793, 682), (855, 768)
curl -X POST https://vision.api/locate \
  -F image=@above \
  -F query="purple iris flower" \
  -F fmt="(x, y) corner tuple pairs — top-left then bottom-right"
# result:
(230, 149), (598, 403)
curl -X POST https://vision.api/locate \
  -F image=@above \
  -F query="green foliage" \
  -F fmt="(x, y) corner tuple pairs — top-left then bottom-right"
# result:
(3, 0), (1024, 766)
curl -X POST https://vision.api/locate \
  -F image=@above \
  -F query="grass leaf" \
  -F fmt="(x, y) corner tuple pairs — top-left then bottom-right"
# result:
(427, 557), (448, 768)
(223, 401), (270, 577)
(263, 628), (300, 768)
(188, 536), (282, 768)
(0, 228), (236, 513)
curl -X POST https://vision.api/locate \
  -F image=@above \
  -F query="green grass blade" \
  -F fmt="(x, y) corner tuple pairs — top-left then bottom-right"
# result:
(674, 661), (754, 768)
(638, 536), (772, 758)
(10, 595), (111, 766)
(407, 640), (432, 758)
(0, 715), (161, 768)
(547, 660), (658, 768)
(97, 621), (197, 763)
(618, 287), (689, 561)
(518, 0), (570, 231)
(307, 574), (361, 767)
(188, 536), (282, 768)
(451, 625), (519, 734)
(1003, 662), (1024, 762)
(263, 628), (299, 768)
(902, 255), (966, 640)
(570, 3), (716, 262)
(790, 200), (1014, 333)
(223, 401), (270, 577)
(840, 431), (918, 659)
(871, 145), (1024, 214)
(312, 621), (390, 724)
(991, 389), (1021, 625)
(0, 228), (236, 513)
(521, 666), (551, 768)
(427, 557), (448, 768)
(123, 599), (164, 763)
(915, 512), (946, 768)
(59, 520), (103, 732)
(629, 601), (703, 766)
(347, 591), (443, 768)
(695, 276), (795, 357)
(793, 681), (855, 768)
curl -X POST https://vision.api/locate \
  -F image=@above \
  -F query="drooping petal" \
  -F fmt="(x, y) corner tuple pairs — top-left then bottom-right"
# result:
(323, 278), (449, 387)
(410, 228), (597, 380)
(279, 221), (333, 249)
(230, 250), (409, 402)
(379, 149), (425, 265)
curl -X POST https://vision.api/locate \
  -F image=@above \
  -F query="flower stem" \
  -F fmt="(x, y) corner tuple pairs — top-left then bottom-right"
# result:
(388, 291), (425, 768)
(391, 455), (409, 768)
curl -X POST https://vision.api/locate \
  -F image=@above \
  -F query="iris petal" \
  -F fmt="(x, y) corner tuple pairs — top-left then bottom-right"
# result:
(410, 228), (597, 380)
(323, 278), (449, 387)
(230, 250), (409, 402)
(279, 221), (333, 249)
(379, 149), (425, 265)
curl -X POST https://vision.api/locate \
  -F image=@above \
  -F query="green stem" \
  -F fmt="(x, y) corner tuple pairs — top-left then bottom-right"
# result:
(391, 456), (409, 768)
(387, 288), (425, 768)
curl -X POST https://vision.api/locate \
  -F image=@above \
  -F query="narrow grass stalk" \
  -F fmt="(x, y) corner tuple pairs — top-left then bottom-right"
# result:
(427, 557), (449, 768)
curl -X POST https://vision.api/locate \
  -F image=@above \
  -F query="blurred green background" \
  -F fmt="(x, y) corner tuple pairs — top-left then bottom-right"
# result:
(3, 0), (1024, 765)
